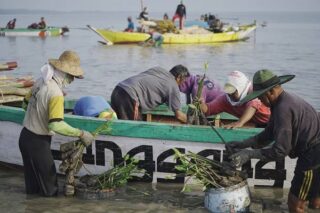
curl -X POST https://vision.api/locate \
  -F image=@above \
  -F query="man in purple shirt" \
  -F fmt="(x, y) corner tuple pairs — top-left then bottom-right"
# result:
(179, 74), (224, 104)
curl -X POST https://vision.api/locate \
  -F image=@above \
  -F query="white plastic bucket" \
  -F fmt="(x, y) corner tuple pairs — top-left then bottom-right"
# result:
(204, 181), (251, 213)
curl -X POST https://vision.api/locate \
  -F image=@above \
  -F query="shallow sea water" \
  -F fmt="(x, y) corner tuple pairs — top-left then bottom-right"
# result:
(2, 164), (320, 213)
(1, 10), (320, 212)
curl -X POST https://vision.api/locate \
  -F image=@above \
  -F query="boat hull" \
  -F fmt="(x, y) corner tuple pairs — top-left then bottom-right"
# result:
(0, 105), (296, 188)
(88, 24), (256, 44)
(0, 27), (68, 37)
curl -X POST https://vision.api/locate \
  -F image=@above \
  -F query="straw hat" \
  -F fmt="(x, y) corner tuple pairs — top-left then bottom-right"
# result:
(240, 69), (295, 104)
(48, 50), (84, 78)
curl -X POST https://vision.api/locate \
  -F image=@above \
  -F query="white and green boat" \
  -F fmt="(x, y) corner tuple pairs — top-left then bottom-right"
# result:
(0, 26), (69, 37)
(0, 101), (296, 188)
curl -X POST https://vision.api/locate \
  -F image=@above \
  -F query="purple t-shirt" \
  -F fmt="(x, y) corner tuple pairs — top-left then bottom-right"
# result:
(179, 74), (224, 103)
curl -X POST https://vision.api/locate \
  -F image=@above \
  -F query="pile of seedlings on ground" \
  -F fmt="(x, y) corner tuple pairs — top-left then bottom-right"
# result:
(173, 148), (247, 192)
(76, 155), (146, 199)
(59, 121), (112, 196)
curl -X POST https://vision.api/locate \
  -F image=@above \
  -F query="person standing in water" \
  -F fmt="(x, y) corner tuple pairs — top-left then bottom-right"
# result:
(19, 50), (94, 196)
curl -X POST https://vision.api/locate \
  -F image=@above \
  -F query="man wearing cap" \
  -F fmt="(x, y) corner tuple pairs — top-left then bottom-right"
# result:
(199, 70), (270, 128)
(111, 65), (189, 123)
(19, 50), (95, 197)
(226, 69), (320, 212)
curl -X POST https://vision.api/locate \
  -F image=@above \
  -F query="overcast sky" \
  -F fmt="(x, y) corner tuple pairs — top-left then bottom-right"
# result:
(1, 0), (320, 12)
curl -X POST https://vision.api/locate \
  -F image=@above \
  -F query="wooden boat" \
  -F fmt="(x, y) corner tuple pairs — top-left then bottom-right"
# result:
(87, 23), (256, 45)
(0, 101), (296, 188)
(0, 62), (17, 71)
(0, 26), (69, 37)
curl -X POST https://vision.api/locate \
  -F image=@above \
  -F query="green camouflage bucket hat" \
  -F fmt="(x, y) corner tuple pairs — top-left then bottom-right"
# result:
(240, 69), (295, 104)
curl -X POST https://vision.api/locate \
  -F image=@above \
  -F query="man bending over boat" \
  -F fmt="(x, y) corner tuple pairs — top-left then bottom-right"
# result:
(199, 70), (270, 128)
(143, 28), (164, 47)
(19, 50), (94, 197)
(225, 69), (320, 212)
(111, 65), (189, 123)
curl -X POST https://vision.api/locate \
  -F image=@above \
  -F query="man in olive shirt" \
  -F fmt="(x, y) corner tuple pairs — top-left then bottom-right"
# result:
(226, 69), (320, 212)
(111, 65), (189, 123)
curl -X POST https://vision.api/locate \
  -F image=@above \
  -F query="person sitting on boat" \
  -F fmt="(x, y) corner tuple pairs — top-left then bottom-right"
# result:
(225, 69), (320, 213)
(179, 74), (224, 104)
(163, 13), (169, 20)
(124, 16), (134, 32)
(172, 0), (186, 30)
(111, 65), (189, 123)
(19, 50), (95, 197)
(139, 7), (149, 21)
(207, 15), (223, 33)
(38, 17), (47, 29)
(27, 23), (38, 29)
(6, 18), (16, 29)
(73, 95), (117, 120)
(144, 28), (164, 47)
(199, 70), (270, 128)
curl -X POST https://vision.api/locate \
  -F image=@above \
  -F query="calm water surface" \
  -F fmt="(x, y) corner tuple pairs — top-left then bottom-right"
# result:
(1, 10), (320, 212)
(0, 164), (293, 213)
(1, 11), (319, 109)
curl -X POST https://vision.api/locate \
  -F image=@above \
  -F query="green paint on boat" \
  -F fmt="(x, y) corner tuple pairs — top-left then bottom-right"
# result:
(0, 105), (262, 144)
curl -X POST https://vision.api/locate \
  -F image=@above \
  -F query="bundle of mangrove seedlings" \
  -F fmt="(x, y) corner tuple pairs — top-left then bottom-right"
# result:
(173, 148), (246, 191)
(76, 156), (145, 200)
(187, 63), (208, 126)
(59, 121), (112, 196)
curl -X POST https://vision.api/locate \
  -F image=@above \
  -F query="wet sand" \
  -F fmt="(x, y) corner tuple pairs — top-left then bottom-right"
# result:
(1, 164), (319, 213)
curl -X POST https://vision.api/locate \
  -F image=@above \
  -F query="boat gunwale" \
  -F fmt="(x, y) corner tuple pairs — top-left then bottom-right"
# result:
(0, 105), (262, 144)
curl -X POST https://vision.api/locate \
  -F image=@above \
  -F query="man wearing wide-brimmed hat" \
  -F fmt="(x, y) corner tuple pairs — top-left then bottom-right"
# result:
(19, 50), (94, 197)
(225, 69), (320, 212)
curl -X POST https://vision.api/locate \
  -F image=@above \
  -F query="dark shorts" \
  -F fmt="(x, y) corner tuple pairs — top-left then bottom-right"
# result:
(110, 86), (142, 120)
(290, 167), (320, 201)
(290, 143), (320, 200)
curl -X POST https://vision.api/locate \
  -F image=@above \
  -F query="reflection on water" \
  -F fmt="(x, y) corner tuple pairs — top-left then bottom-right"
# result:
(0, 164), (206, 213)
(2, 164), (320, 212)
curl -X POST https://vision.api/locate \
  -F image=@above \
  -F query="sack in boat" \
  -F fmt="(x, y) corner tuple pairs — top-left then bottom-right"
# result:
(153, 20), (178, 34)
